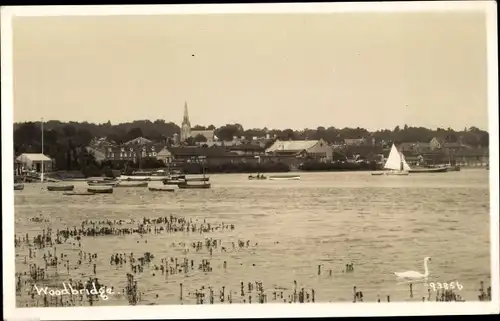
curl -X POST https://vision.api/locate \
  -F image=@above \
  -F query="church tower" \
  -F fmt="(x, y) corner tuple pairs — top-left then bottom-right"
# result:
(180, 101), (191, 141)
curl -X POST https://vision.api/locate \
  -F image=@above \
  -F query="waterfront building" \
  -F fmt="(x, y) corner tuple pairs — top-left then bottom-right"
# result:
(16, 153), (53, 173)
(453, 147), (489, 167)
(265, 139), (334, 161)
(101, 144), (167, 163)
(227, 143), (266, 156)
(429, 137), (470, 151)
(157, 147), (173, 164)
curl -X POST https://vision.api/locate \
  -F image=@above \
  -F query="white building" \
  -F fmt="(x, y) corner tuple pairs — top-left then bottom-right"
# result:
(266, 139), (334, 160)
(16, 153), (53, 173)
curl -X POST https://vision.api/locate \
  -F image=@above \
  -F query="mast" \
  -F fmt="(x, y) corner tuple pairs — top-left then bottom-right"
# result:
(41, 118), (44, 182)
(400, 150), (404, 171)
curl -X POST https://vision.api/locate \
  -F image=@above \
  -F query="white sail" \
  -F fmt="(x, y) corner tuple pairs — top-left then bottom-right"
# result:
(384, 144), (404, 171)
(400, 152), (412, 171)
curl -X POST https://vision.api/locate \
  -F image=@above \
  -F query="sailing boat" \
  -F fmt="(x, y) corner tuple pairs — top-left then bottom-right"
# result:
(371, 143), (410, 176)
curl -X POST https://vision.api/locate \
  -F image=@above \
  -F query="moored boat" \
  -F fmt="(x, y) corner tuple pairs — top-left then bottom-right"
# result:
(148, 186), (176, 192)
(163, 179), (186, 185)
(385, 171), (410, 176)
(63, 192), (96, 196)
(185, 176), (210, 182)
(115, 181), (148, 188)
(87, 176), (115, 181)
(14, 183), (24, 191)
(268, 175), (300, 181)
(120, 170), (171, 181)
(87, 186), (113, 194)
(47, 184), (75, 192)
(177, 182), (211, 189)
(408, 167), (448, 173)
(87, 180), (119, 186)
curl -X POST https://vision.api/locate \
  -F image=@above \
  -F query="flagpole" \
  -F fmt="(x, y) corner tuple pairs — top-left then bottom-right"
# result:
(41, 118), (44, 182)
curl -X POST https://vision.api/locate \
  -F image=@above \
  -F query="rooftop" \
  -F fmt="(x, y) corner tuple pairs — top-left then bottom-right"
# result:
(123, 137), (153, 145)
(266, 139), (322, 153)
(191, 130), (217, 140)
(228, 144), (266, 151)
(16, 153), (52, 162)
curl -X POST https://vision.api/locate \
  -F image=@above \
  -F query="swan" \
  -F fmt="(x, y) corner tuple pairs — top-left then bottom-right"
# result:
(394, 257), (431, 280)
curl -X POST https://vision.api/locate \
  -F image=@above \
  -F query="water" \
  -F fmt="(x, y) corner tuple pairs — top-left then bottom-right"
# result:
(14, 169), (491, 306)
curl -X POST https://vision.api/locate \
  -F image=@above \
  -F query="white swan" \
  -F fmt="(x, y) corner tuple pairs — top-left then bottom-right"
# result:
(394, 257), (431, 280)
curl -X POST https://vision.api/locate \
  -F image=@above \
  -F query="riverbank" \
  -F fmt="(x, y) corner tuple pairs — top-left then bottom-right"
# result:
(25, 162), (489, 181)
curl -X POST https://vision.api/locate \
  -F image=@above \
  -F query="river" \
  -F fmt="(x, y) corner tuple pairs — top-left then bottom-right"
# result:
(14, 169), (491, 306)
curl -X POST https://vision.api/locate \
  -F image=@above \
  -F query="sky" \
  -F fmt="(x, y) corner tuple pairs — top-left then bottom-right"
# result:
(11, 11), (489, 131)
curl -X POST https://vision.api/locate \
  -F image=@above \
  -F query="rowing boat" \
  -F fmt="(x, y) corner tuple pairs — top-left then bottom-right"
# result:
(148, 186), (176, 192)
(115, 181), (148, 188)
(268, 175), (300, 181)
(87, 186), (113, 194)
(177, 182), (211, 189)
(47, 184), (75, 191)
(63, 192), (96, 196)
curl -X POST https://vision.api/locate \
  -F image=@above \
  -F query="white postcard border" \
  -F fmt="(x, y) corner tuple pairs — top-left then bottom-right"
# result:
(2, 2), (499, 320)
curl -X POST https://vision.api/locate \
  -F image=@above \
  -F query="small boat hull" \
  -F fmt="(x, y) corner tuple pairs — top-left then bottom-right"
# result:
(148, 187), (176, 192)
(371, 172), (384, 176)
(63, 192), (96, 196)
(268, 176), (300, 181)
(120, 175), (170, 182)
(177, 183), (211, 189)
(115, 182), (148, 188)
(185, 177), (210, 182)
(87, 187), (113, 194)
(87, 177), (115, 181)
(248, 176), (267, 180)
(385, 171), (409, 176)
(163, 179), (186, 185)
(47, 185), (75, 191)
(409, 167), (448, 173)
(14, 183), (24, 191)
(87, 181), (119, 186)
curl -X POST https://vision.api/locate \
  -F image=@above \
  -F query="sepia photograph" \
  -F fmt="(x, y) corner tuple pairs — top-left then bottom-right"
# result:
(2, 2), (499, 320)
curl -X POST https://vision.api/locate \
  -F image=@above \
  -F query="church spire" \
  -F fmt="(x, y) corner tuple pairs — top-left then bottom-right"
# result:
(180, 101), (191, 142)
(183, 101), (189, 123)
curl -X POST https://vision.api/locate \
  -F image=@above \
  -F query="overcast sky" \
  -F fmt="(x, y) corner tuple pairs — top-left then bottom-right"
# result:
(12, 11), (489, 131)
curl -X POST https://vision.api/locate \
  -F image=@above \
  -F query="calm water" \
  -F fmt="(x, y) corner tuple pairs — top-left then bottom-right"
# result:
(14, 169), (491, 306)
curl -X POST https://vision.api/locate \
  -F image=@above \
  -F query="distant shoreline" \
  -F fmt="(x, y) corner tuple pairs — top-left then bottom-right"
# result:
(26, 166), (488, 182)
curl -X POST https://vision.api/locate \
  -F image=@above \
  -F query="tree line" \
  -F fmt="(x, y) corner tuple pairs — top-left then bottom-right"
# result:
(14, 119), (489, 173)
